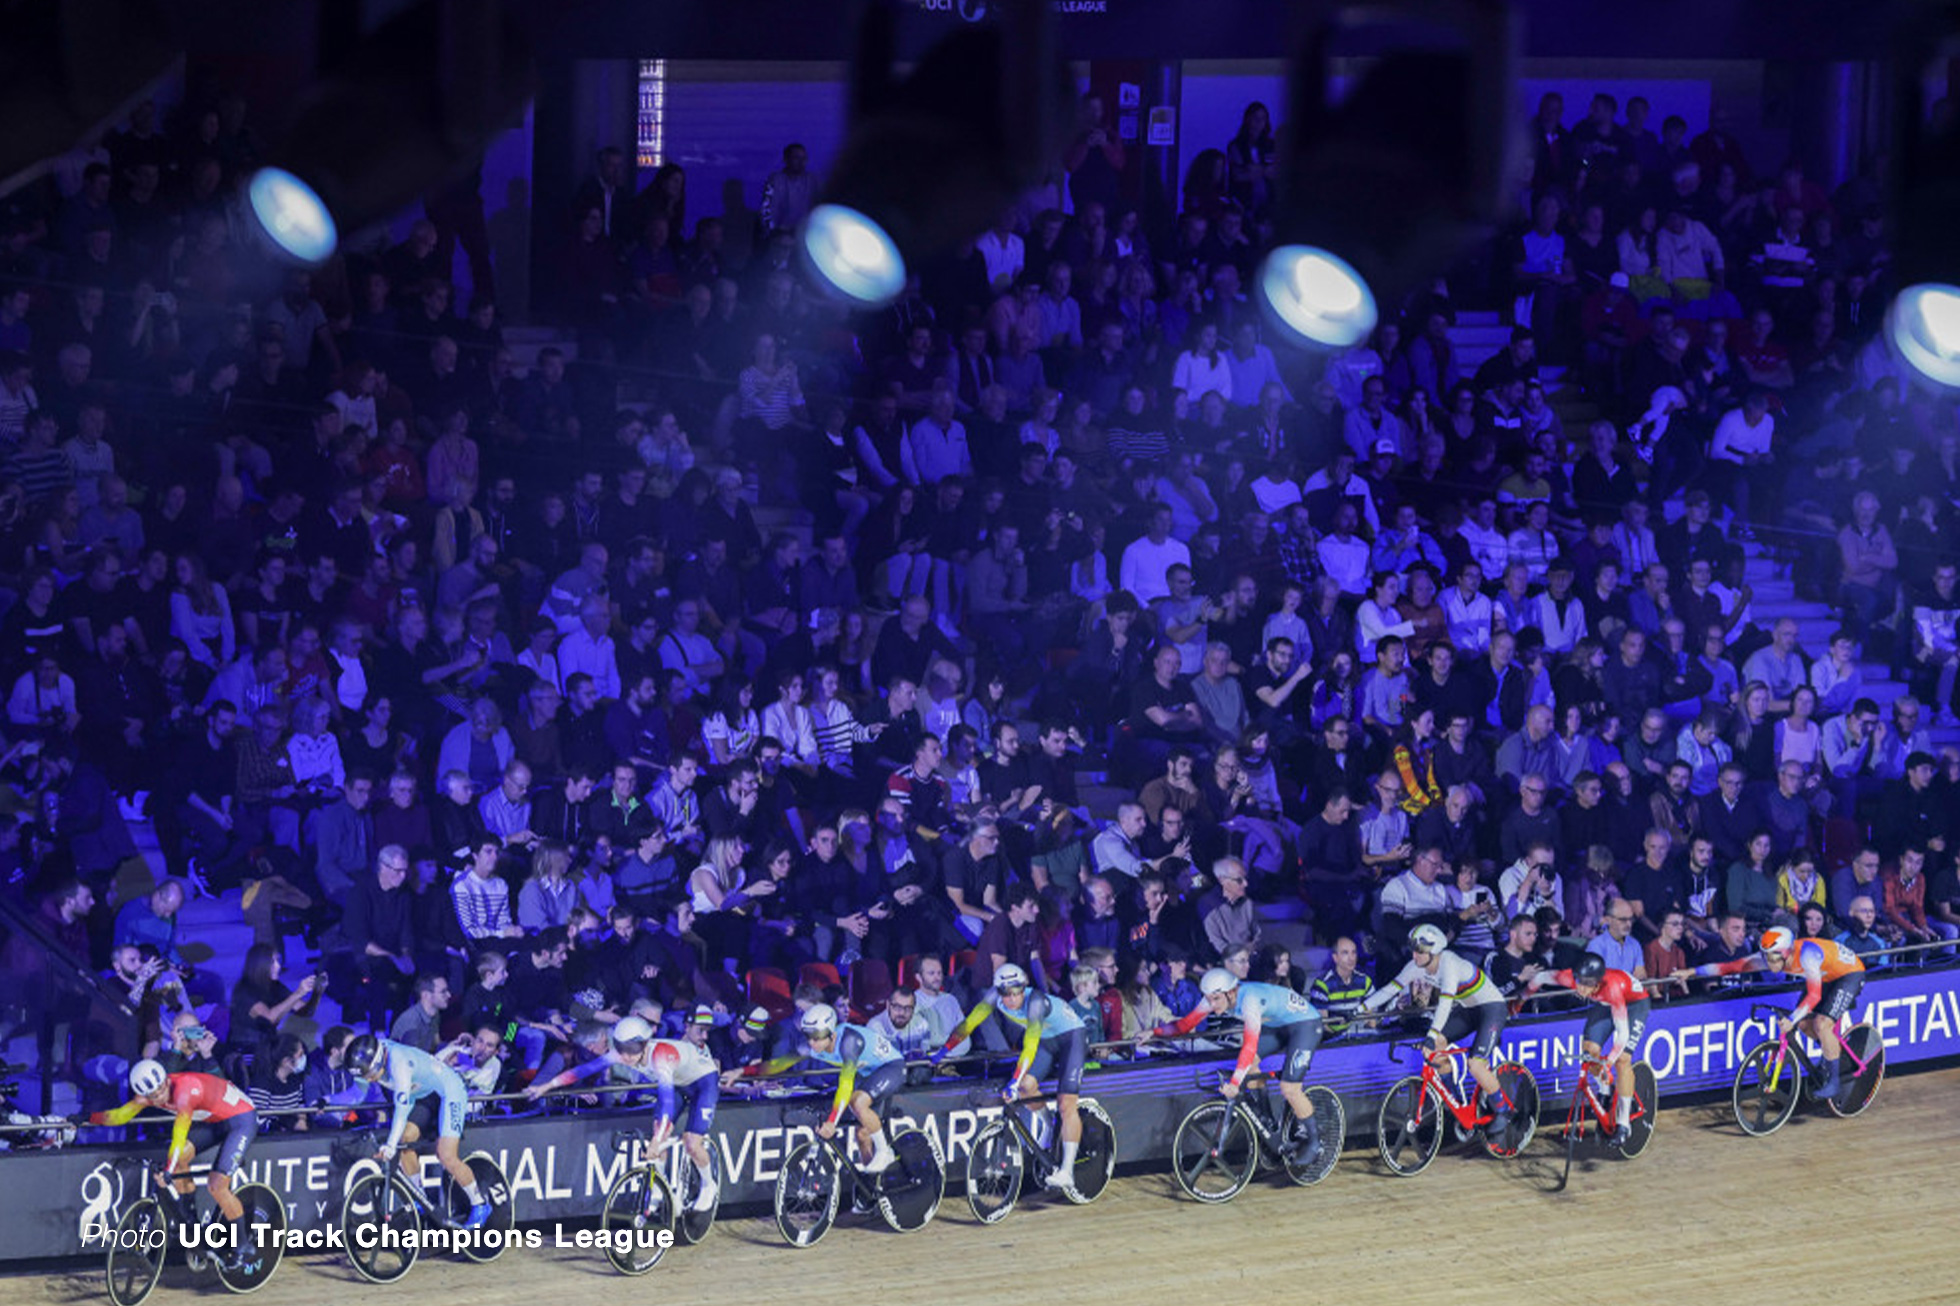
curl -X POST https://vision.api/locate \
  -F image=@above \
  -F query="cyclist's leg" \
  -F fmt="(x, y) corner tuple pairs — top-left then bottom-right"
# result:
(1463, 1005), (1507, 1103)
(1276, 1020), (1323, 1162)
(854, 1064), (904, 1170)
(167, 1124), (211, 1203)
(1020, 1038), (1058, 1138)
(431, 1079), (486, 1220)
(206, 1113), (253, 1222)
(397, 1100), (432, 1180)
(681, 1079), (719, 1207)
(1612, 1003), (1650, 1129)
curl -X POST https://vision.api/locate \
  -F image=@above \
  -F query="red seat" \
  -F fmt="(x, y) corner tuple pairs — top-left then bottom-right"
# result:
(950, 948), (978, 984)
(896, 954), (922, 990)
(848, 959), (894, 1022)
(746, 967), (793, 1020)
(799, 961), (843, 993)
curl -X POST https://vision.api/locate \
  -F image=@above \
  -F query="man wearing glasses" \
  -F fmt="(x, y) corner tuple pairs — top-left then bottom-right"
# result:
(1587, 896), (1649, 980)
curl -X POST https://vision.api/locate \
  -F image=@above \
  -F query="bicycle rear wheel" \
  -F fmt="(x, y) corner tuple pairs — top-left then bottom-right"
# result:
(212, 1183), (286, 1294)
(1171, 1100), (1258, 1202)
(1066, 1101), (1118, 1204)
(774, 1142), (841, 1249)
(1376, 1075), (1443, 1176)
(446, 1155), (514, 1262)
(1732, 1043), (1800, 1136)
(877, 1127), (945, 1233)
(1485, 1064), (1539, 1158)
(342, 1172), (420, 1284)
(1828, 1024), (1886, 1118)
(676, 1147), (722, 1245)
(600, 1167), (675, 1275)
(963, 1120), (1024, 1224)
(1617, 1061), (1659, 1159)
(1282, 1086), (1345, 1187)
(104, 1197), (167, 1306)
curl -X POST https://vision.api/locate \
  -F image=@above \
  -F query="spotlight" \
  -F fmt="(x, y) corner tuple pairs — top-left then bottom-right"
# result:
(1884, 7), (1960, 391)
(1260, 244), (1377, 350)
(798, 0), (1071, 308)
(246, 167), (338, 266)
(1886, 284), (1960, 391)
(1256, 1), (1518, 352)
(802, 203), (906, 309)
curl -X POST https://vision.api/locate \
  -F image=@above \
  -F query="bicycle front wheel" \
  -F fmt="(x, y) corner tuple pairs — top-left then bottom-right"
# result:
(1617, 1061), (1659, 1159)
(104, 1197), (167, 1306)
(963, 1120), (1024, 1224)
(600, 1167), (675, 1275)
(774, 1142), (841, 1249)
(1376, 1076), (1443, 1177)
(1171, 1100), (1258, 1202)
(1733, 1043), (1800, 1136)
(342, 1172), (420, 1285)
(1828, 1024), (1886, 1119)
(212, 1183), (286, 1294)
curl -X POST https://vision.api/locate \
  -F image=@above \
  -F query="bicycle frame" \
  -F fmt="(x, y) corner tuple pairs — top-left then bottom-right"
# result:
(1558, 1053), (1636, 1136)
(1748, 1003), (1875, 1089)
(1388, 1042), (1496, 1130)
(1194, 1069), (1291, 1151)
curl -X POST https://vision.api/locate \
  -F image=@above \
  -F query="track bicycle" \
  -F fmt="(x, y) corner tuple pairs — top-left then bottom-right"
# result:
(103, 1155), (286, 1305)
(334, 1130), (516, 1284)
(772, 1101), (945, 1248)
(1375, 1039), (1538, 1176)
(1170, 1067), (1346, 1202)
(1549, 1051), (1658, 1190)
(1731, 1001), (1885, 1136)
(962, 1085), (1117, 1222)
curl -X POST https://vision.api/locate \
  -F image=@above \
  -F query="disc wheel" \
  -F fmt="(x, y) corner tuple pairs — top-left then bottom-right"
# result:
(1065, 1101), (1118, 1204)
(1171, 1100), (1257, 1202)
(600, 1167), (675, 1275)
(1827, 1024), (1886, 1119)
(212, 1183), (286, 1294)
(104, 1196), (167, 1306)
(445, 1156), (514, 1262)
(1485, 1063), (1539, 1158)
(342, 1171), (420, 1285)
(1376, 1075), (1443, 1177)
(774, 1141), (841, 1249)
(1732, 1043), (1801, 1137)
(963, 1120), (1025, 1224)
(1615, 1061), (1659, 1159)
(877, 1127), (945, 1233)
(1281, 1085), (1345, 1186)
(676, 1146), (721, 1245)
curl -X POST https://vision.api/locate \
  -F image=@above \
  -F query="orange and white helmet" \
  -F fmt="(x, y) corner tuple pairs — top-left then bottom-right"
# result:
(1759, 927), (1795, 957)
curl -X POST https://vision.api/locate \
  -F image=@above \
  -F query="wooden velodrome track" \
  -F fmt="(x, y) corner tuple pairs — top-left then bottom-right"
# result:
(6, 1067), (1957, 1306)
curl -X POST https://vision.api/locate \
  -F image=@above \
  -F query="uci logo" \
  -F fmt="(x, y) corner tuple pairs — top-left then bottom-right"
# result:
(79, 1160), (124, 1239)
(917, 0), (988, 19)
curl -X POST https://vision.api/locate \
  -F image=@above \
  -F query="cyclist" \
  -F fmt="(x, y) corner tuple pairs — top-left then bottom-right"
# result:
(524, 1015), (722, 1211)
(1673, 926), (1866, 1099)
(1359, 923), (1515, 1136)
(1147, 967), (1325, 1166)
(934, 963), (1088, 1197)
(346, 1033), (492, 1229)
(747, 1003), (903, 1174)
(89, 1060), (258, 1269)
(1527, 954), (1650, 1144)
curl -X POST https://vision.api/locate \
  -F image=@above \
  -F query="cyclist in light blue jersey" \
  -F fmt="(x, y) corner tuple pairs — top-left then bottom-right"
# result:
(346, 1033), (491, 1228)
(1147, 968), (1325, 1165)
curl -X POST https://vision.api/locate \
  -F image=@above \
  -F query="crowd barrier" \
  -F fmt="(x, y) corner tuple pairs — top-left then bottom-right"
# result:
(15, 960), (1960, 1264)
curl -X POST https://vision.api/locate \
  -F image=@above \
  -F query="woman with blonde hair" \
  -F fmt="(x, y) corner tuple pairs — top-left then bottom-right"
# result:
(518, 841), (579, 931)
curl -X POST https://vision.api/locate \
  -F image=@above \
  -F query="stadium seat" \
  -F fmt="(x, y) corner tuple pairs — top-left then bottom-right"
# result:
(746, 967), (793, 1020)
(848, 959), (893, 1021)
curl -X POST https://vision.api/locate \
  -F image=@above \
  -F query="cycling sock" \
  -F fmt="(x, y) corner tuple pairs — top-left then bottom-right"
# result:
(464, 1182), (485, 1205)
(1616, 1095), (1631, 1127)
(1059, 1138), (1079, 1175)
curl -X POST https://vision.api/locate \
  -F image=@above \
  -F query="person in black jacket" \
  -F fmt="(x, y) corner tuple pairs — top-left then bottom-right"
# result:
(334, 844), (417, 1026)
(1874, 753), (1947, 859)
(530, 767), (599, 849)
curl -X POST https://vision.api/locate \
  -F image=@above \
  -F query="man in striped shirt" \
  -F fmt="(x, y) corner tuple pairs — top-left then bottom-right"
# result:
(452, 836), (521, 940)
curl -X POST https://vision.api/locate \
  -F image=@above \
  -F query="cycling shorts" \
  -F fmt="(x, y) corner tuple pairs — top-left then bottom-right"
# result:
(1439, 1001), (1507, 1063)
(1027, 1029), (1088, 1096)
(855, 1062), (907, 1115)
(1815, 971), (1865, 1023)
(1257, 1020), (1323, 1084)
(185, 1111), (257, 1178)
(406, 1078), (468, 1141)
(1582, 998), (1651, 1059)
(675, 1076), (720, 1136)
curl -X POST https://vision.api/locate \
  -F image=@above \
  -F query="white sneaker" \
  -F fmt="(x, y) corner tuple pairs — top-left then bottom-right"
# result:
(690, 1174), (718, 1212)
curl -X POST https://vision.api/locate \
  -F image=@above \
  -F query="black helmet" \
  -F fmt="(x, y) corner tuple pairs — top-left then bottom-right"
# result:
(1574, 954), (1607, 984)
(345, 1033), (386, 1078)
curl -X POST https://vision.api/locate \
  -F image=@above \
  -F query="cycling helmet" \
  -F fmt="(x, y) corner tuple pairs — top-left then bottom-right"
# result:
(1199, 967), (1239, 998)
(1408, 923), (1449, 956)
(611, 1016), (654, 1047)
(1760, 926), (1795, 956)
(1573, 954), (1607, 984)
(345, 1033), (385, 1079)
(992, 963), (1029, 992)
(129, 1059), (168, 1097)
(799, 1003), (839, 1037)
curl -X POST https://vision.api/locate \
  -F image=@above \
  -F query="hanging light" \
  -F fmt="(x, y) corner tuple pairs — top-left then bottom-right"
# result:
(246, 167), (338, 266)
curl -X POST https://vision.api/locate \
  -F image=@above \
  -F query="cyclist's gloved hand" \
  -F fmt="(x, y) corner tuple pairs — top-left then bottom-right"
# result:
(926, 1048), (948, 1068)
(999, 1081), (1021, 1105)
(376, 1143), (397, 1162)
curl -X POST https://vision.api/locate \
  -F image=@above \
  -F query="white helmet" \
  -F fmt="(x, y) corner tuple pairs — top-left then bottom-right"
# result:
(992, 963), (1029, 992)
(129, 1059), (168, 1097)
(1760, 926), (1795, 957)
(799, 1003), (839, 1037)
(1409, 924), (1449, 956)
(611, 1016), (654, 1047)
(1199, 967), (1238, 998)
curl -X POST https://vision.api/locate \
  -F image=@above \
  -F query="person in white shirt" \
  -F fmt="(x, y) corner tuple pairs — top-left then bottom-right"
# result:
(1457, 498), (1510, 581)
(1301, 454), (1381, 536)
(1171, 322), (1233, 406)
(1316, 504), (1372, 596)
(1708, 391), (1775, 533)
(1533, 559), (1587, 655)
(1118, 505), (1190, 603)
(1655, 208), (1725, 286)
(975, 220), (1025, 291)
(1342, 375), (1411, 463)
(1442, 562), (1496, 655)
(899, 385), (972, 486)
(556, 595), (621, 700)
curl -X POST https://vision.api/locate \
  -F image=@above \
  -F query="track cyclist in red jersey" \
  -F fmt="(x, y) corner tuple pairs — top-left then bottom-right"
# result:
(1529, 954), (1651, 1145)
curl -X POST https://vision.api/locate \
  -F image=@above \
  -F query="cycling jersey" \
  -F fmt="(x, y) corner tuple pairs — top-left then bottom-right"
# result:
(1548, 968), (1650, 1060)
(944, 987), (1087, 1091)
(1362, 949), (1504, 1032)
(381, 1039), (470, 1148)
(1694, 939), (1866, 1020)
(756, 1023), (903, 1127)
(1160, 981), (1321, 1085)
(547, 1039), (722, 1134)
(93, 1072), (255, 1168)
